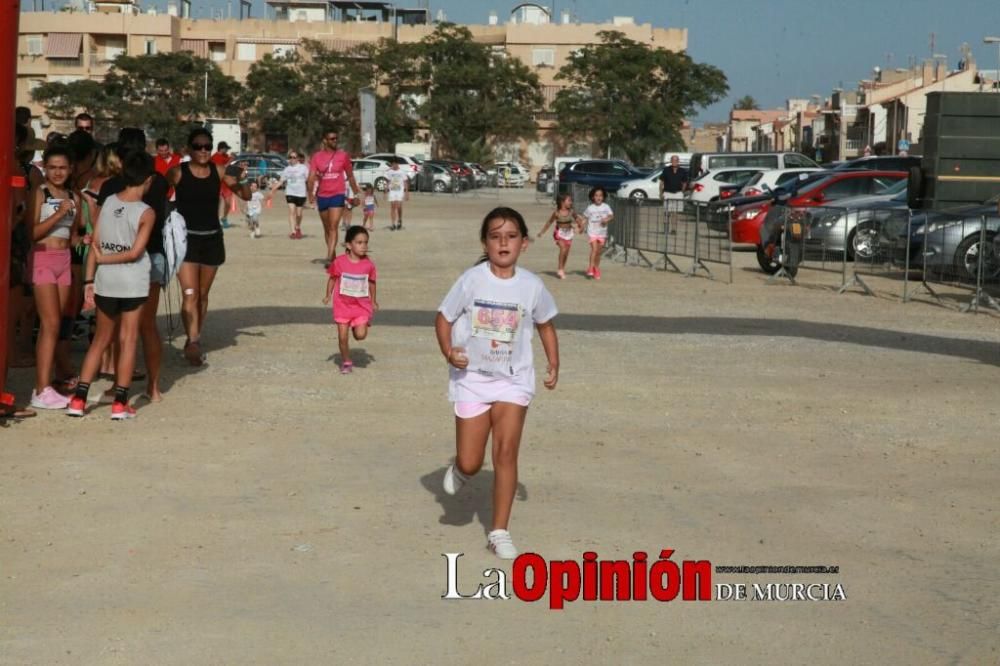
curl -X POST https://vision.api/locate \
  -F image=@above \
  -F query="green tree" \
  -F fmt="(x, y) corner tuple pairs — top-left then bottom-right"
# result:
(416, 24), (542, 161)
(734, 95), (760, 110)
(363, 39), (422, 152)
(552, 31), (728, 165)
(30, 79), (110, 120)
(103, 51), (242, 146)
(240, 51), (315, 150)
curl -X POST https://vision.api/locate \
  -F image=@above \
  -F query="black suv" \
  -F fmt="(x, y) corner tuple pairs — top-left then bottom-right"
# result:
(557, 159), (648, 192)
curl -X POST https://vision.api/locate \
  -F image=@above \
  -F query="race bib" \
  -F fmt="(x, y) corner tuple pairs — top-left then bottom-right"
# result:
(470, 299), (521, 343)
(339, 272), (369, 298)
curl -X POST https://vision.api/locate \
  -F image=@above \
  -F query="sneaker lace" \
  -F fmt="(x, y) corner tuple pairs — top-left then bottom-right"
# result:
(490, 530), (513, 549)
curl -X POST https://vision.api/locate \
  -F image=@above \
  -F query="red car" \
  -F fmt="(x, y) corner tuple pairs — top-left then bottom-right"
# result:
(730, 170), (907, 245)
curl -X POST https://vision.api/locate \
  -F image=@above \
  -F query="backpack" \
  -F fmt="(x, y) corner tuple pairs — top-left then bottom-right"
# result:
(163, 207), (187, 282)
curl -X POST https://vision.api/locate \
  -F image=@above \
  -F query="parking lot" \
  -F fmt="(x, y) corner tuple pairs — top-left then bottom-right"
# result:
(2, 190), (998, 664)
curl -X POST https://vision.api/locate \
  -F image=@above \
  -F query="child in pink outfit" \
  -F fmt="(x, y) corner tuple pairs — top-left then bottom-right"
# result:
(323, 225), (378, 373)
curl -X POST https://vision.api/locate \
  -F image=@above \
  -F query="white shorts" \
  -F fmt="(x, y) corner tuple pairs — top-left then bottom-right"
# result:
(388, 191), (405, 203)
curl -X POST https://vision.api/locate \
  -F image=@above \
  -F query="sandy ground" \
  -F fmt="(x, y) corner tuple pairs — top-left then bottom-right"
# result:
(2, 189), (998, 665)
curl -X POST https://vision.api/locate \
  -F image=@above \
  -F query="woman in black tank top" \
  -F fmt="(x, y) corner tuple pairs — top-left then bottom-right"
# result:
(166, 128), (251, 366)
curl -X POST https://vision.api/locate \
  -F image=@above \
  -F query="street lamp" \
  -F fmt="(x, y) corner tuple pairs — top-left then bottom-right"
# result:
(985, 37), (1000, 92)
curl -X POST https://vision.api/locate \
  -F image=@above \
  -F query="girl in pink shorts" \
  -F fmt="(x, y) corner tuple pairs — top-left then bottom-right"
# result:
(29, 146), (82, 410)
(323, 226), (378, 374)
(535, 193), (584, 279)
(582, 186), (614, 280)
(435, 206), (560, 559)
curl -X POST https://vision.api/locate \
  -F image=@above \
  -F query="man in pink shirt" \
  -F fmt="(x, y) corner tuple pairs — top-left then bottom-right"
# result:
(307, 129), (361, 265)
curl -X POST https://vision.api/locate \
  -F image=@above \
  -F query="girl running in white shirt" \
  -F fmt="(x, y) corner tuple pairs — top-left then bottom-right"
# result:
(435, 207), (560, 559)
(582, 186), (613, 280)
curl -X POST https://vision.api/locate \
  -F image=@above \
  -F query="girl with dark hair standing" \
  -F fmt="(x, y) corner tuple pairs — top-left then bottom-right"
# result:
(434, 207), (560, 559)
(165, 128), (251, 366)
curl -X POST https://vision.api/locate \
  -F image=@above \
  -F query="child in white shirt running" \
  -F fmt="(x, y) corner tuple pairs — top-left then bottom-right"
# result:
(582, 186), (614, 280)
(435, 206), (560, 559)
(245, 181), (265, 238)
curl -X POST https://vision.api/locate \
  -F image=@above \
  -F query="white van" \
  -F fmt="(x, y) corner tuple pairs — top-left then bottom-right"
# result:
(689, 152), (818, 177)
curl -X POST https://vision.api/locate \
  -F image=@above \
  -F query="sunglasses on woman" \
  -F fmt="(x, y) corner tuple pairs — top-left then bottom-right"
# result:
(191, 143), (213, 151)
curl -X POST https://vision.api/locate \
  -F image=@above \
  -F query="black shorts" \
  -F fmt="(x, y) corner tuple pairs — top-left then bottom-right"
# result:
(185, 231), (226, 267)
(71, 248), (84, 266)
(95, 294), (147, 317)
(285, 195), (307, 207)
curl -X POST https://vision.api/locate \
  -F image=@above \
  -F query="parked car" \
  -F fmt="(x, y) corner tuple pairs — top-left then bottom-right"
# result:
(362, 153), (421, 184)
(894, 198), (1000, 281)
(558, 159), (648, 192)
(536, 166), (556, 194)
(690, 151), (818, 177)
(738, 168), (825, 197)
(488, 162), (529, 187)
(689, 167), (770, 203)
(416, 162), (457, 193)
(803, 180), (909, 260)
(467, 163), (489, 187)
(615, 167), (666, 202)
(232, 152), (288, 182)
(428, 159), (476, 189)
(352, 158), (393, 191)
(729, 170), (908, 273)
(832, 155), (921, 172)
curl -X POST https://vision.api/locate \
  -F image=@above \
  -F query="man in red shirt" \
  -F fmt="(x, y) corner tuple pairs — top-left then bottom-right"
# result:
(211, 141), (233, 227)
(154, 138), (181, 175)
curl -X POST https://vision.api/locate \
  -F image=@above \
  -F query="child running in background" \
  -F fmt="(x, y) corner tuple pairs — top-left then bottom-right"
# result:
(323, 226), (378, 374)
(361, 184), (377, 231)
(582, 186), (614, 280)
(536, 193), (584, 279)
(385, 158), (409, 231)
(67, 151), (155, 420)
(435, 207), (560, 559)
(245, 180), (265, 239)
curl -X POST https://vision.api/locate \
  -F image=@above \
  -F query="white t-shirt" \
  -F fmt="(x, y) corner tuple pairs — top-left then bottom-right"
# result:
(438, 262), (558, 402)
(247, 191), (264, 216)
(280, 163), (309, 198)
(386, 169), (408, 199)
(584, 203), (613, 238)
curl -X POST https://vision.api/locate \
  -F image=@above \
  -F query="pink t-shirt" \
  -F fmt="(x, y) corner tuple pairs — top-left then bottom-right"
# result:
(309, 149), (353, 197)
(328, 254), (377, 321)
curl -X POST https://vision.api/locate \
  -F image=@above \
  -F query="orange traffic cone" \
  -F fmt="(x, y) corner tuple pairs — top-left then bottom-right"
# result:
(229, 196), (238, 214)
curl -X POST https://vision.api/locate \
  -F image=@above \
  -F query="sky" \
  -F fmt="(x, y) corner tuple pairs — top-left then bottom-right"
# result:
(21, 0), (1000, 122)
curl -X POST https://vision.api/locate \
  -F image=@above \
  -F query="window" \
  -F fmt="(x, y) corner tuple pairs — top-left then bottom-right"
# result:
(27, 35), (43, 55)
(532, 48), (555, 67)
(871, 176), (904, 193)
(105, 40), (126, 61)
(144, 39), (157, 55)
(821, 178), (868, 200)
(237, 43), (256, 61)
(28, 79), (43, 92)
(209, 43), (226, 62)
(784, 154), (816, 168)
(272, 44), (295, 58)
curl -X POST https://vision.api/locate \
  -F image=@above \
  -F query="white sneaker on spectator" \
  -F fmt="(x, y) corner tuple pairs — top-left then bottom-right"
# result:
(443, 464), (468, 496)
(487, 529), (518, 560)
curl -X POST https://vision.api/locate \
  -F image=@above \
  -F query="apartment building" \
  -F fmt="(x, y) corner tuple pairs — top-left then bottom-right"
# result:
(16, 1), (686, 166)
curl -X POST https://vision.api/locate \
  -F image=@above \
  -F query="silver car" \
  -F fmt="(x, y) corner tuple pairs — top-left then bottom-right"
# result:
(805, 181), (908, 260)
(906, 203), (1000, 281)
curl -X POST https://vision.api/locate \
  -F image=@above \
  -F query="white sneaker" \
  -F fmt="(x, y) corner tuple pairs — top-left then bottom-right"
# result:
(487, 529), (518, 560)
(30, 386), (69, 410)
(442, 464), (468, 496)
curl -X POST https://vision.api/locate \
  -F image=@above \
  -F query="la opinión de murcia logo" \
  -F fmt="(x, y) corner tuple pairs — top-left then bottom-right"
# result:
(442, 551), (847, 608)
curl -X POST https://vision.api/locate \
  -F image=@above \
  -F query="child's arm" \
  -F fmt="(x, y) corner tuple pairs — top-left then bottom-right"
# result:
(536, 320), (560, 389)
(435, 312), (468, 369)
(369, 280), (378, 311)
(575, 213), (586, 234)
(536, 211), (556, 238)
(323, 275), (334, 304)
(603, 208), (614, 226)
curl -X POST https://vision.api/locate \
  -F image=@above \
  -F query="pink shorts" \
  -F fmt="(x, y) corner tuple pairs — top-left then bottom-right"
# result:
(588, 235), (607, 245)
(335, 315), (370, 328)
(31, 248), (72, 286)
(454, 396), (530, 419)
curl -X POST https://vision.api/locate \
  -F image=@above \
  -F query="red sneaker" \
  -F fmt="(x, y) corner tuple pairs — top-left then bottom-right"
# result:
(66, 396), (86, 417)
(110, 402), (136, 421)
(593, 267), (602, 280)
(585, 267), (595, 277)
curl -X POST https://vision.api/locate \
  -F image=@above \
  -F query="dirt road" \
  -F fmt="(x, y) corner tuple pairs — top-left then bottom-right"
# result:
(3, 189), (998, 664)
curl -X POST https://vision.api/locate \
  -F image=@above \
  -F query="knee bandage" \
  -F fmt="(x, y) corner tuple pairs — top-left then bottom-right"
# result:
(183, 288), (196, 296)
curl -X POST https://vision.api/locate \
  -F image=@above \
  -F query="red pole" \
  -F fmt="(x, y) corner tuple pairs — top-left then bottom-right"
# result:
(0, 0), (20, 395)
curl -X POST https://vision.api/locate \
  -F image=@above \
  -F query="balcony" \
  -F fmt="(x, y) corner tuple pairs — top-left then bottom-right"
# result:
(49, 56), (85, 69)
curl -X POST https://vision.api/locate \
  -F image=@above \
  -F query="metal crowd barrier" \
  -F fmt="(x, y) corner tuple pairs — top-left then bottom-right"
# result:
(603, 194), (733, 282)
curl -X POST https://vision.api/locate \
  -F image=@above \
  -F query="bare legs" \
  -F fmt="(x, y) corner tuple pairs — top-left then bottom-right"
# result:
(453, 402), (528, 530)
(33, 282), (70, 393)
(177, 261), (219, 364)
(588, 241), (604, 274)
(139, 282), (163, 400)
(287, 202), (303, 236)
(78, 306), (142, 392)
(319, 207), (344, 263)
(556, 242), (570, 276)
(336, 322), (368, 366)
